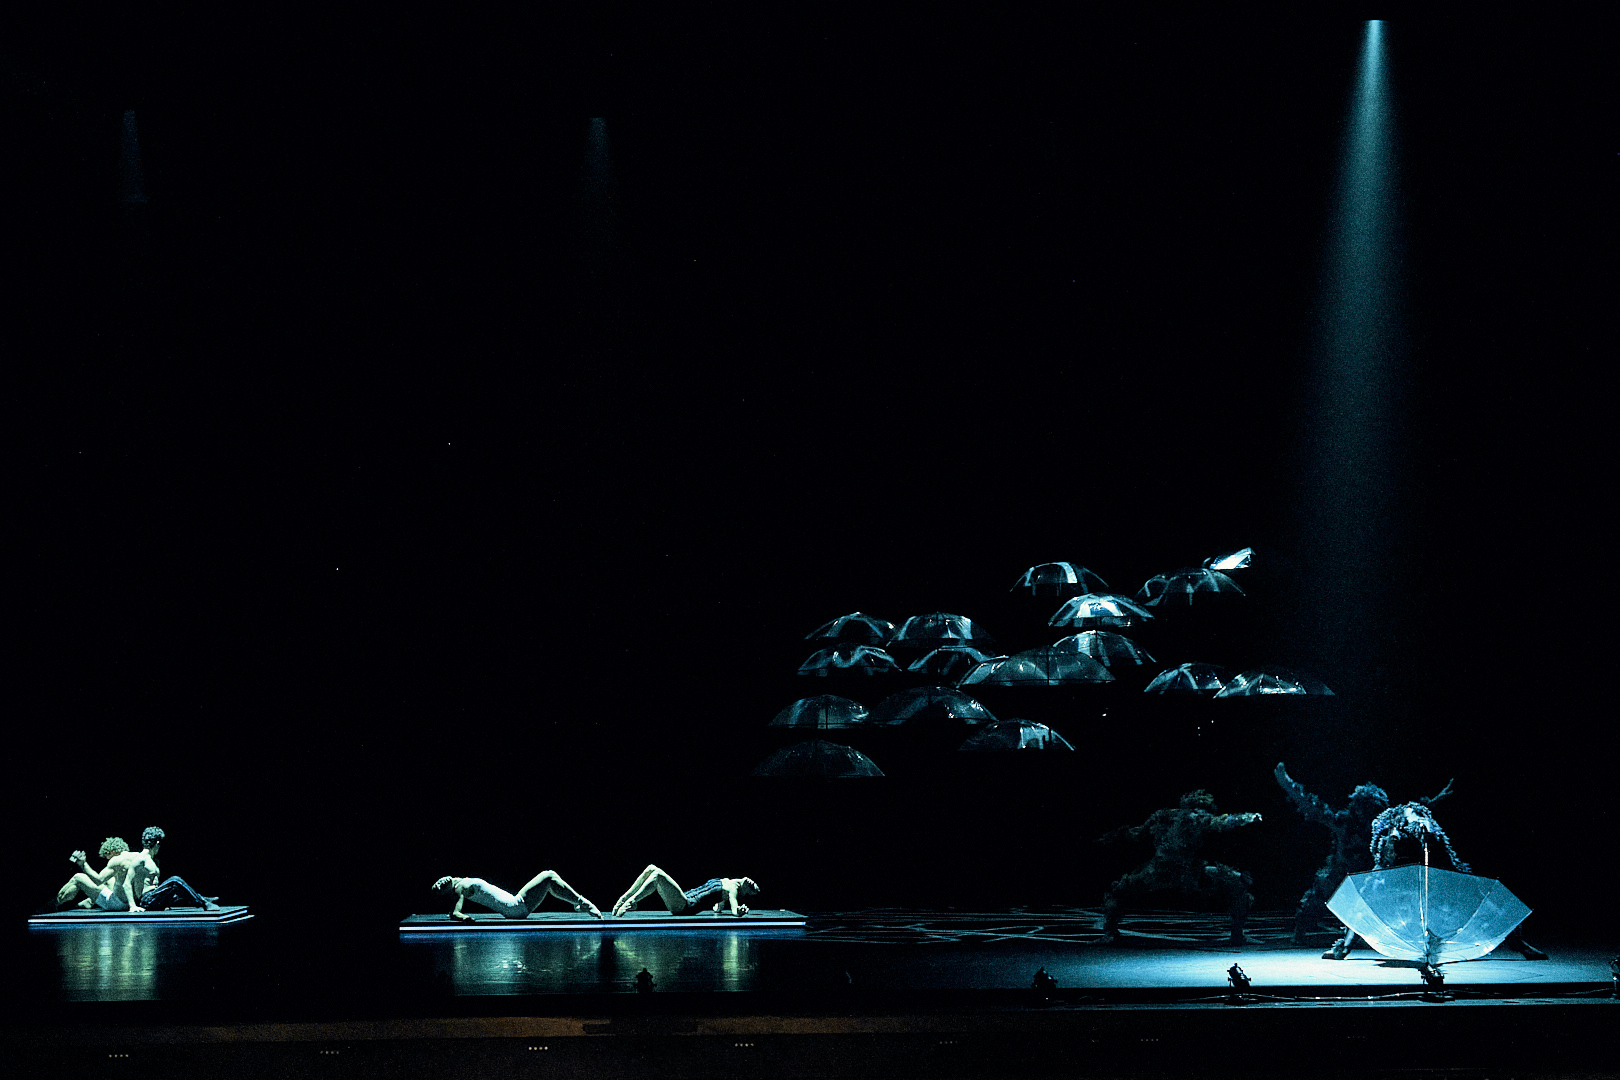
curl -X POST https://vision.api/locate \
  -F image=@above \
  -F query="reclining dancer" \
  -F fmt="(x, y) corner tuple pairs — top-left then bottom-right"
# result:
(1096, 790), (1262, 945)
(432, 871), (601, 921)
(129, 827), (218, 910)
(611, 865), (760, 918)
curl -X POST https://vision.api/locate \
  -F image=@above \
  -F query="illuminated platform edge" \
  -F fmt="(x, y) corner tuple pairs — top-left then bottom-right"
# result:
(28, 905), (252, 927)
(399, 909), (807, 932)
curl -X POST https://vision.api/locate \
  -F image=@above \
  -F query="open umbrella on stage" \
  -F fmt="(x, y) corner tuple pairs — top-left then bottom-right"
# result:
(798, 645), (901, 676)
(1136, 567), (1245, 606)
(1144, 662), (1231, 695)
(750, 740), (885, 778)
(959, 720), (1074, 751)
(769, 695), (869, 729)
(1010, 562), (1108, 598)
(1048, 593), (1153, 630)
(805, 612), (896, 645)
(1327, 864), (1531, 965)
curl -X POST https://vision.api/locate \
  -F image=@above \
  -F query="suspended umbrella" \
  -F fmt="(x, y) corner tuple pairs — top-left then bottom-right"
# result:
(1214, 667), (1334, 697)
(1136, 567), (1245, 607)
(769, 695), (869, 729)
(797, 645), (901, 676)
(907, 645), (993, 680)
(1144, 662), (1231, 695)
(869, 685), (995, 726)
(1050, 630), (1155, 669)
(1010, 561), (1109, 598)
(1326, 865), (1531, 965)
(890, 612), (995, 652)
(750, 739), (885, 778)
(959, 720), (1075, 751)
(1048, 593), (1153, 630)
(959, 648), (1114, 687)
(805, 612), (896, 645)
(1204, 547), (1253, 571)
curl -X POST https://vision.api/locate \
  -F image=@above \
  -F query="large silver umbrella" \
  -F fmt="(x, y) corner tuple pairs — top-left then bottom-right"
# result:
(959, 648), (1114, 687)
(769, 695), (869, 729)
(1050, 630), (1155, 669)
(1048, 593), (1153, 630)
(1136, 567), (1245, 607)
(869, 685), (995, 726)
(805, 612), (896, 645)
(1010, 562), (1108, 598)
(1326, 864), (1531, 965)
(1144, 662), (1231, 695)
(890, 612), (995, 652)
(1214, 667), (1334, 697)
(750, 740), (885, 778)
(959, 720), (1074, 751)
(798, 645), (901, 676)
(907, 645), (993, 680)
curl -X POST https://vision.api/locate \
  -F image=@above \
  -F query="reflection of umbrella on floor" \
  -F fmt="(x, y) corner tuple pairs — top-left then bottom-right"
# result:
(1136, 568), (1245, 606)
(869, 685), (995, 726)
(1144, 662), (1231, 694)
(1214, 667), (1334, 697)
(1326, 865), (1531, 965)
(907, 645), (993, 680)
(959, 720), (1075, 751)
(960, 648), (1114, 687)
(805, 612), (896, 645)
(769, 695), (869, 729)
(798, 645), (901, 676)
(1048, 593), (1153, 629)
(890, 612), (995, 652)
(1050, 630), (1155, 669)
(750, 740), (885, 777)
(1011, 562), (1108, 598)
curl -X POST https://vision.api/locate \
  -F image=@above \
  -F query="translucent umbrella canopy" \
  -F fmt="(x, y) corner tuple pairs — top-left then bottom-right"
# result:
(1327, 865), (1531, 965)
(868, 685), (995, 726)
(798, 645), (901, 676)
(769, 695), (869, 729)
(1214, 667), (1334, 697)
(1136, 567), (1245, 607)
(907, 645), (993, 680)
(1204, 547), (1254, 571)
(1010, 562), (1108, 598)
(1144, 662), (1231, 695)
(1048, 593), (1153, 629)
(804, 612), (896, 645)
(1049, 630), (1155, 669)
(959, 648), (1114, 687)
(750, 740), (885, 778)
(890, 612), (994, 651)
(959, 720), (1075, 751)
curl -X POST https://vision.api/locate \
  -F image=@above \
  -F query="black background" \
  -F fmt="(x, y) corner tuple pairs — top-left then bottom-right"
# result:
(6, 9), (1612, 938)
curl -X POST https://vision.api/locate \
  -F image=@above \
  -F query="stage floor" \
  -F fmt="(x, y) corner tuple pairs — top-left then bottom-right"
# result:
(9, 908), (1613, 1077)
(16, 906), (1610, 1002)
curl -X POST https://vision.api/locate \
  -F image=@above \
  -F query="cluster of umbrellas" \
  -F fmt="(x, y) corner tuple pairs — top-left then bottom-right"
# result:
(755, 547), (1332, 777)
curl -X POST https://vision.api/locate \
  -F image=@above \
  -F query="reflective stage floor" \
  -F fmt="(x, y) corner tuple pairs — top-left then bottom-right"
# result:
(8, 908), (1614, 1077)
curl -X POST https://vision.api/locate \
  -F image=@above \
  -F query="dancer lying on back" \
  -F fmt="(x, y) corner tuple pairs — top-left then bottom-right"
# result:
(611, 865), (760, 918)
(432, 871), (601, 921)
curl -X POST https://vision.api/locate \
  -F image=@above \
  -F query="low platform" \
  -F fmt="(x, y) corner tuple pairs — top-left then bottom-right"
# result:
(28, 905), (252, 927)
(399, 908), (807, 932)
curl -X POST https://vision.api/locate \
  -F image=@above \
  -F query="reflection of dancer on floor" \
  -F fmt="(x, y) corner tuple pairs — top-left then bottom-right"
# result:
(611, 865), (760, 917)
(1097, 790), (1261, 945)
(1323, 797), (1546, 960)
(1274, 762), (1394, 944)
(433, 872), (601, 921)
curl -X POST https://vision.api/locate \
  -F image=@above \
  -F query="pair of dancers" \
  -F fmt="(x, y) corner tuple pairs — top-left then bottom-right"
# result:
(433, 865), (761, 922)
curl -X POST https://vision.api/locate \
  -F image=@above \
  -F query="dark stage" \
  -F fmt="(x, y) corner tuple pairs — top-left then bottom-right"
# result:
(7, 7), (1614, 1077)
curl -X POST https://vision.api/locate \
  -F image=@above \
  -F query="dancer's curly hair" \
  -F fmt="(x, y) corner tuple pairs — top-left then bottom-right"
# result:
(1347, 783), (1389, 808)
(141, 826), (165, 848)
(99, 837), (129, 859)
(1370, 803), (1469, 872)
